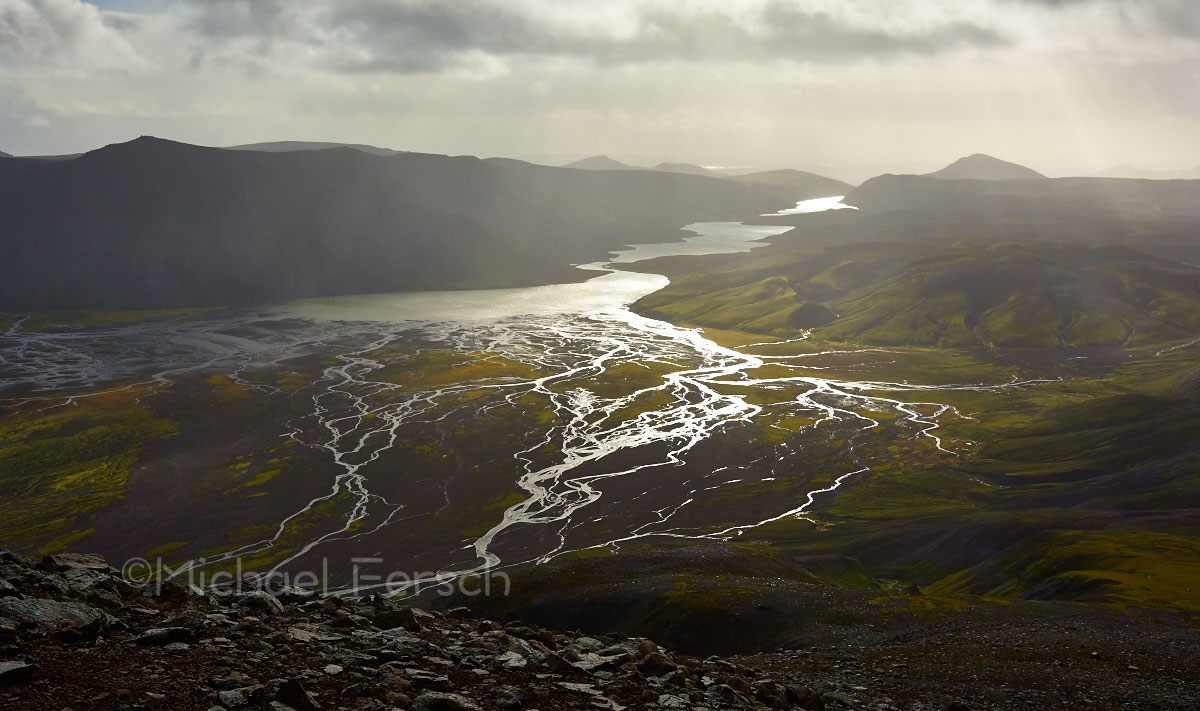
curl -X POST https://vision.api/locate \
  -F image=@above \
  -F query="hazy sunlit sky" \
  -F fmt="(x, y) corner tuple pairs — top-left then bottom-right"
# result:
(1, 0), (1197, 180)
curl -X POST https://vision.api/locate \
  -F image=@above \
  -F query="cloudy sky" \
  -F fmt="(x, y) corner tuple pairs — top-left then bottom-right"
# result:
(1, 0), (1196, 179)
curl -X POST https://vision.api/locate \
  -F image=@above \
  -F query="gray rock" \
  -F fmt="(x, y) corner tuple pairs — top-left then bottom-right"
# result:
(493, 650), (527, 670)
(493, 685), (528, 710)
(557, 682), (604, 697)
(0, 579), (19, 598)
(275, 678), (321, 711)
(40, 553), (112, 572)
(268, 585), (315, 603)
(63, 566), (132, 606)
(39, 573), (70, 594)
(237, 590), (285, 616)
(405, 670), (453, 691)
(753, 679), (790, 709)
(0, 661), (37, 686)
(636, 651), (677, 677)
(542, 652), (573, 672)
(635, 638), (658, 659)
(786, 685), (826, 710)
(822, 691), (855, 707)
(136, 627), (197, 646)
(410, 691), (483, 711)
(218, 685), (264, 708)
(374, 605), (422, 632)
(706, 684), (751, 708)
(0, 597), (108, 639)
(0, 618), (18, 645)
(571, 635), (606, 653)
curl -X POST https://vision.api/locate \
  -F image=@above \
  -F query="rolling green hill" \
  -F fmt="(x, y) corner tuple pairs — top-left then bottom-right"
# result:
(634, 175), (1200, 348)
(636, 241), (1200, 347)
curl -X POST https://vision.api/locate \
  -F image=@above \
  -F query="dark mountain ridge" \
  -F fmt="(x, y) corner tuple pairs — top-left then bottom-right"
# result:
(560, 155), (639, 170)
(924, 153), (1046, 180)
(730, 169), (855, 202)
(0, 137), (780, 310)
(225, 140), (404, 156)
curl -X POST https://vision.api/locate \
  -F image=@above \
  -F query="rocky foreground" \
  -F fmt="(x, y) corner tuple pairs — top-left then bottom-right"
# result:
(0, 550), (1197, 711)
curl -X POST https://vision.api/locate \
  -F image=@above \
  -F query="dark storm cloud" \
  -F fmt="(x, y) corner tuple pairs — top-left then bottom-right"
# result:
(183, 0), (1010, 74)
(1006, 0), (1200, 38)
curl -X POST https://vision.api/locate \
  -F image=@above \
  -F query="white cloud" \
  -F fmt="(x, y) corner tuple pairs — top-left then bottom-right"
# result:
(0, 0), (1194, 173)
(0, 0), (145, 68)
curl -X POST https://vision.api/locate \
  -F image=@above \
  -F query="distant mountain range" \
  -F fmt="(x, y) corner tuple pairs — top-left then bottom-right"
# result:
(0, 150), (10, 158)
(728, 169), (854, 202)
(226, 141), (405, 156)
(924, 153), (1046, 180)
(1095, 164), (1200, 180)
(651, 162), (717, 177)
(561, 155), (641, 170)
(638, 171), (1200, 344)
(0, 137), (780, 311)
(562, 155), (855, 201)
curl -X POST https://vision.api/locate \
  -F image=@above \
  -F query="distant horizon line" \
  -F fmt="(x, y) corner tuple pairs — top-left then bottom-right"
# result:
(4, 134), (1199, 181)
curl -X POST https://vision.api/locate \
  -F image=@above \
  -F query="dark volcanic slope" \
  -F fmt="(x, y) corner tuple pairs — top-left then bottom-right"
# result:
(225, 140), (403, 156)
(652, 162), (717, 176)
(731, 169), (854, 202)
(0, 137), (780, 310)
(561, 155), (639, 170)
(925, 153), (1046, 180)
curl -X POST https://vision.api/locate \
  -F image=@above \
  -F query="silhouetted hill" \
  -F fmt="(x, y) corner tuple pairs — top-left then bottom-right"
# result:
(0, 150), (10, 158)
(227, 141), (403, 156)
(652, 162), (716, 176)
(925, 153), (1046, 180)
(0, 137), (781, 310)
(731, 169), (854, 202)
(561, 155), (639, 170)
(844, 173), (1200, 225)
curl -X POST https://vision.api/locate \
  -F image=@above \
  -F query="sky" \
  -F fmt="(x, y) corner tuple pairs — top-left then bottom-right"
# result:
(0, 0), (1197, 180)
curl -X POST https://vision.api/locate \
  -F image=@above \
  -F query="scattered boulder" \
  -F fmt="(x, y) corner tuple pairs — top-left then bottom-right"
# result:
(410, 691), (483, 711)
(275, 679), (320, 711)
(237, 590), (285, 616)
(635, 638), (658, 659)
(707, 683), (751, 707)
(636, 651), (678, 677)
(40, 553), (112, 572)
(787, 685), (826, 710)
(135, 626), (196, 646)
(218, 684), (265, 708)
(494, 685), (528, 710)
(753, 679), (790, 709)
(0, 661), (37, 686)
(374, 604), (422, 632)
(0, 597), (108, 640)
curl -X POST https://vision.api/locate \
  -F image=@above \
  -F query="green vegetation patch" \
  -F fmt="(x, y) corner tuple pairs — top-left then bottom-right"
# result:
(371, 350), (545, 390)
(0, 387), (179, 552)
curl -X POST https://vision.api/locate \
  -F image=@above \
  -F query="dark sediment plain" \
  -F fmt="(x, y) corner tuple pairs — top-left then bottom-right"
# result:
(2, 173), (1200, 708)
